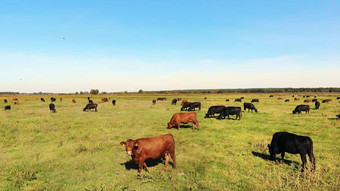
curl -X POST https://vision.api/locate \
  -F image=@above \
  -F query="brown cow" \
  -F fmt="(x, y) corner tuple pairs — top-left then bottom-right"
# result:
(277, 98), (282, 100)
(60, 97), (63, 101)
(181, 99), (188, 106)
(102, 97), (108, 102)
(168, 112), (199, 130)
(304, 100), (311, 103)
(120, 134), (176, 175)
(12, 98), (19, 104)
(152, 99), (156, 105)
(327, 99), (332, 102)
(294, 98), (300, 101)
(72, 99), (76, 103)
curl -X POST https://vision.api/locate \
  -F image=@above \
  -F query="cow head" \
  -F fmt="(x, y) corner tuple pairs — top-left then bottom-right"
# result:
(120, 139), (139, 156)
(254, 108), (258, 113)
(167, 122), (173, 129)
(292, 110), (297, 114)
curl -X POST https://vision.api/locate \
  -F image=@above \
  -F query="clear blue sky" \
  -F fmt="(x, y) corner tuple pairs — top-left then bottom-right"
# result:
(1, 0), (339, 93)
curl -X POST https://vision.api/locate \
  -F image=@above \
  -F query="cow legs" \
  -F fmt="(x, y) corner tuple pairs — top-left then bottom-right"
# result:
(164, 154), (170, 169)
(169, 152), (176, 169)
(143, 162), (149, 172)
(281, 152), (285, 164)
(300, 154), (307, 171)
(177, 123), (181, 130)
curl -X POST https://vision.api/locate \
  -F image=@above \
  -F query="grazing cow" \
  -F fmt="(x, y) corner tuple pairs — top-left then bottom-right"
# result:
(315, 101), (320, 109)
(285, 99), (289, 102)
(322, 100), (329, 103)
(292, 105), (310, 114)
(277, 98), (282, 100)
(157, 97), (166, 101)
(204, 97), (207, 100)
(292, 95), (295, 97)
(60, 97), (62, 101)
(83, 103), (98, 112)
(269, 95), (274, 97)
(188, 102), (201, 111)
(152, 99), (156, 105)
(234, 98), (242, 102)
(327, 99), (332, 102)
(49, 103), (56, 113)
(304, 100), (311, 103)
(306, 95), (310, 98)
(4, 99), (7, 103)
(50, 97), (56, 102)
(218, 106), (242, 120)
(268, 132), (315, 171)
(312, 99), (317, 102)
(102, 97), (108, 102)
(120, 134), (176, 175)
(5, 105), (11, 110)
(12, 98), (19, 104)
(176, 98), (182, 101)
(225, 99), (229, 102)
(240, 97), (244, 99)
(112, 100), (116, 106)
(180, 102), (192, 111)
(41, 98), (45, 102)
(168, 112), (199, 130)
(72, 99), (76, 103)
(303, 96), (306, 98)
(88, 99), (94, 104)
(294, 98), (300, 101)
(251, 99), (259, 103)
(205, 106), (225, 118)
(181, 99), (188, 106)
(171, 99), (177, 105)
(244, 103), (258, 112)
(337, 97), (340, 100)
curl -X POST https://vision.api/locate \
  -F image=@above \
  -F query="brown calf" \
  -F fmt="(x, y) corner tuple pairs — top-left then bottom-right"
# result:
(168, 112), (199, 130)
(181, 99), (188, 106)
(120, 134), (176, 175)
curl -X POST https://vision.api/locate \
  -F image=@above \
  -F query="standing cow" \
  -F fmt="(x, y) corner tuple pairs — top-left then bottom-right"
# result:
(292, 105), (310, 114)
(120, 134), (176, 176)
(49, 103), (56, 113)
(315, 101), (320, 109)
(268, 132), (315, 171)
(171, 99), (177, 105)
(5, 105), (11, 110)
(251, 99), (259, 103)
(152, 99), (156, 105)
(112, 100), (116, 106)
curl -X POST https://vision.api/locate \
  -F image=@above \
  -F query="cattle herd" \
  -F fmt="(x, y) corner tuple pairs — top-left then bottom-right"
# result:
(2, 94), (340, 176)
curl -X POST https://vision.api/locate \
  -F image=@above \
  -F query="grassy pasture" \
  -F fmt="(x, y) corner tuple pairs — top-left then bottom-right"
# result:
(0, 93), (339, 190)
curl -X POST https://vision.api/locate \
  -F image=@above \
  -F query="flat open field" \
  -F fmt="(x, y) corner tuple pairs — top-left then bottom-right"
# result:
(1, 93), (339, 190)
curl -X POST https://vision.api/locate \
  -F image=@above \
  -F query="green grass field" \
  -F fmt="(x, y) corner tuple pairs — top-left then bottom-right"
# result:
(0, 93), (339, 190)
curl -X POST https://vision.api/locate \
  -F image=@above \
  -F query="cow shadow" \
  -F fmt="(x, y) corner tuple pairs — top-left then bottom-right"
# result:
(251, 151), (299, 166)
(216, 117), (239, 121)
(121, 158), (174, 170)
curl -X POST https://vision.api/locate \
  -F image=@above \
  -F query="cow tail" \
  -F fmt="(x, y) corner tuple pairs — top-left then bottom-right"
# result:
(309, 138), (316, 171)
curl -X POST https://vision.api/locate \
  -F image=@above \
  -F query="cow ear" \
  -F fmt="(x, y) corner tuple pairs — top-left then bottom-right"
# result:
(120, 141), (125, 146)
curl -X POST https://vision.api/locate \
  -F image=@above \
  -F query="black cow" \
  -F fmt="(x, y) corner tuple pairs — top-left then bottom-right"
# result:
(5, 105), (11, 110)
(234, 99), (242, 102)
(171, 99), (177, 105)
(285, 99), (289, 102)
(4, 99), (8, 103)
(83, 103), (98, 112)
(112, 100), (116, 106)
(269, 95), (274, 97)
(50, 97), (56, 102)
(180, 102), (192, 111)
(315, 101), (320, 109)
(218, 106), (242, 120)
(240, 97), (244, 99)
(337, 97), (340, 100)
(188, 102), (201, 111)
(312, 99), (317, 102)
(49, 103), (56, 113)
(268, 132), (315, 171)
(205, 106), (225, 118)
(225, 99), (229, 102)
(251, 99), (259, 103)
(292, 105), (310, 114)
(322, 100), (329, 103)
(244, 103), (257, 112)
(41, 98), (45, 102)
